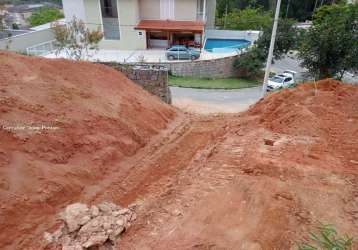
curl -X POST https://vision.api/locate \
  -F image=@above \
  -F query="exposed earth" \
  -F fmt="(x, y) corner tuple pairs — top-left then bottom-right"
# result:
(0, 52), (357, 250)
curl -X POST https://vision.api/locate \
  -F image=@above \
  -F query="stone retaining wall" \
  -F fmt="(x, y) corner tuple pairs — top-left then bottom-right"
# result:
(166, 55), (238, 79)
(101, 63), (171, 104)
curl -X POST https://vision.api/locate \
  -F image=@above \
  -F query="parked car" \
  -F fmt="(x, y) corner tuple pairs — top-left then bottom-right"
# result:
(166, 45), (200, 61)
(267, 70), (296, 91)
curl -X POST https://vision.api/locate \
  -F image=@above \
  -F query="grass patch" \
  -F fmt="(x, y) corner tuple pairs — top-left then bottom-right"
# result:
(297, 223), (354, 250)
(169, 75), (259, 89)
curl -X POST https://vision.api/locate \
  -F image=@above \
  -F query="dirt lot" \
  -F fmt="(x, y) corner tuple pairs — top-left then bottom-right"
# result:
(0, 53), (357, 249)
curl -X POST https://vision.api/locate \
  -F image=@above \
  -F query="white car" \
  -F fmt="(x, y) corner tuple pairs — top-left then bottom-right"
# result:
(267, 70), (296, 91)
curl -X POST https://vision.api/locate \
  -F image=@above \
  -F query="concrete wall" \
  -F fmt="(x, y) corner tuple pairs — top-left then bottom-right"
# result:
(62, 0), (86, 22)
(174, 0), (197, 20)
(83, 0), (101, 30)
(139, 0), (204, 21)
(205, 29), (261, 44)
(0, 28), (55, 53)
(139, 0), (160, 20)
(101, 63), (172, 104)
(167, 55), (238, 78)
(101, 54), (238, 81)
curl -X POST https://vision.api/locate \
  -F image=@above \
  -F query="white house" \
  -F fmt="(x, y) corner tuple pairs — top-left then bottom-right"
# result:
(62, 0), (217, 50)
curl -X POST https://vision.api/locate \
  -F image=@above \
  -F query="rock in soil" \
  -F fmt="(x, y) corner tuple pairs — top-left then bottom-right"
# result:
(44, 202), (136, 249)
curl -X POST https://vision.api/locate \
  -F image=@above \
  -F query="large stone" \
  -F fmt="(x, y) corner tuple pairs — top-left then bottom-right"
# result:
(63, 243), (83, 250)
(97, 202), (119, 214)
(61, 203), (91, 232)
(82, 232), (108, 248)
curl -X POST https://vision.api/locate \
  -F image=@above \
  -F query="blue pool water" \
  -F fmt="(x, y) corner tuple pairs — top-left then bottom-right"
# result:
(204, 39), (251, 53)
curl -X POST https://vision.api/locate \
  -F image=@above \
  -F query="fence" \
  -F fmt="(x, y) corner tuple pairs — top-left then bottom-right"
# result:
(0, 26), (60, 55)
(26, 40), (57, 56)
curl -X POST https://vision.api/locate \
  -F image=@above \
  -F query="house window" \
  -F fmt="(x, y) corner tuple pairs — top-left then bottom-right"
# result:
(100, 0), (120, 40)
(160, 0), (174, 20)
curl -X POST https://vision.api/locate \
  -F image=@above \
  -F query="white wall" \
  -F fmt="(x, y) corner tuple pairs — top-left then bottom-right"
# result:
(205, 29), (261, 44)
(139, 0), (160, 20)
(0, 29), (56, 53)
(83, 0), (146, 50)
(62, 0), (86, 22)
(174, 0), (197, 20)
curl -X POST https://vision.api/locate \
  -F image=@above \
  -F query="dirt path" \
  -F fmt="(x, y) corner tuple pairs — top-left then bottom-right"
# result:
(1, 55), (357, 250)
(91, 113), (358, 249)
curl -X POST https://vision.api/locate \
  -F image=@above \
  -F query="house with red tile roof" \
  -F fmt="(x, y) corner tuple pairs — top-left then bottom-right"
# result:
(62, 0), (216, 50)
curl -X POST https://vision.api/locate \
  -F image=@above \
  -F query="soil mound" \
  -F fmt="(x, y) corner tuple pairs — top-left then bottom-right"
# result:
(248, 79), (358, 169)
(250, 79), (358, 136)
(0, 52), (176, 249)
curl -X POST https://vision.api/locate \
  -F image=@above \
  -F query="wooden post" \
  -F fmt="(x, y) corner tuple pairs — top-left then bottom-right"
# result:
(167, 31), (170, 48)
(200, 32), (203, 51)
(146, 31), (150, 49)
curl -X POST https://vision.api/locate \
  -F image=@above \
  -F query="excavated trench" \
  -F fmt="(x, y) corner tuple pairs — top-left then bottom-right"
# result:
(0, 52), (357, 249)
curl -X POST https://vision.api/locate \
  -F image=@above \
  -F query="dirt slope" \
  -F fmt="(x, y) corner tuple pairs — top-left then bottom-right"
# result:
(1, 52), (357, 250)
(112, 80), (358, 249)
(0, 52), (176, 249)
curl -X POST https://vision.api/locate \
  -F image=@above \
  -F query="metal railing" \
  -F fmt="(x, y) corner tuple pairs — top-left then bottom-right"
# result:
(26, 39), (57, 56)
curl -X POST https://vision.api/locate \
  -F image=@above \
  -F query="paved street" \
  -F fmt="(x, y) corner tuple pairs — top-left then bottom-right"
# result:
(271, 54), (309, 82)
(170, 86), (262, 114)
(169, 54), (303, 114)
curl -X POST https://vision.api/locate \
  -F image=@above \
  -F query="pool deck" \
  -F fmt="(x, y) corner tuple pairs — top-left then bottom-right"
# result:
(45, 48), (241, 63)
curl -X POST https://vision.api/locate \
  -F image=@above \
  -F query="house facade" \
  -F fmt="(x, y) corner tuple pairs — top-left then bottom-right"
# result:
(62, 0), (216, 50)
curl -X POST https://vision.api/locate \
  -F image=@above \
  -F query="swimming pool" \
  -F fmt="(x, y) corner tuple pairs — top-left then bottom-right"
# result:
(204, 39), (251, 53)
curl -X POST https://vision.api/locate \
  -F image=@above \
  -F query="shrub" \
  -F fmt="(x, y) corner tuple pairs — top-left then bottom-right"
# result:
(297, 223), (354, 250)
(234, 47), (265, 79)
(52, 17), (103, 61)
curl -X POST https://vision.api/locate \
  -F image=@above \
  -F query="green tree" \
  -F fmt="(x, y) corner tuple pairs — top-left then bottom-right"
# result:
(217, 7), (272, 30)
(298, 4), (358, 80)
(256, 18), (297, 60)
(234, 18), (298, 78)
(234, 47), (266, 79)
(216, 0), (348, 22)
(28, 7), (64, 27)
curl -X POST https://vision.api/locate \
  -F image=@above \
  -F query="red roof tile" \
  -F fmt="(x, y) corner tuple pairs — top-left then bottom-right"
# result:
(135, 20), (204, 32)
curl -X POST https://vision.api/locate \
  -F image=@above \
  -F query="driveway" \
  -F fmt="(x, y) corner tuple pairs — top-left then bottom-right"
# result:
(170, 86), (262, 114)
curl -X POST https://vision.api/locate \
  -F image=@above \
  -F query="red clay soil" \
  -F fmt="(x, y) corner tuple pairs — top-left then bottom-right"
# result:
(1, 52), (358, 250)
(0, 52), (176, 249)
(113, 80), (358, 250)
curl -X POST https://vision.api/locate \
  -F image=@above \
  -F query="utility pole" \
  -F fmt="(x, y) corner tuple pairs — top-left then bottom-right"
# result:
(313, 0), (319, 15)
(285, 0), (291, 18)
(224, 0), (228, 28)
(261, 0), (282, 96)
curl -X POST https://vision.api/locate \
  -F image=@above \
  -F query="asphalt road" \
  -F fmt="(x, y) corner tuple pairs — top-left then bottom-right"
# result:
(169, 55), (301, 114)
(170, 86), (262, 114)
